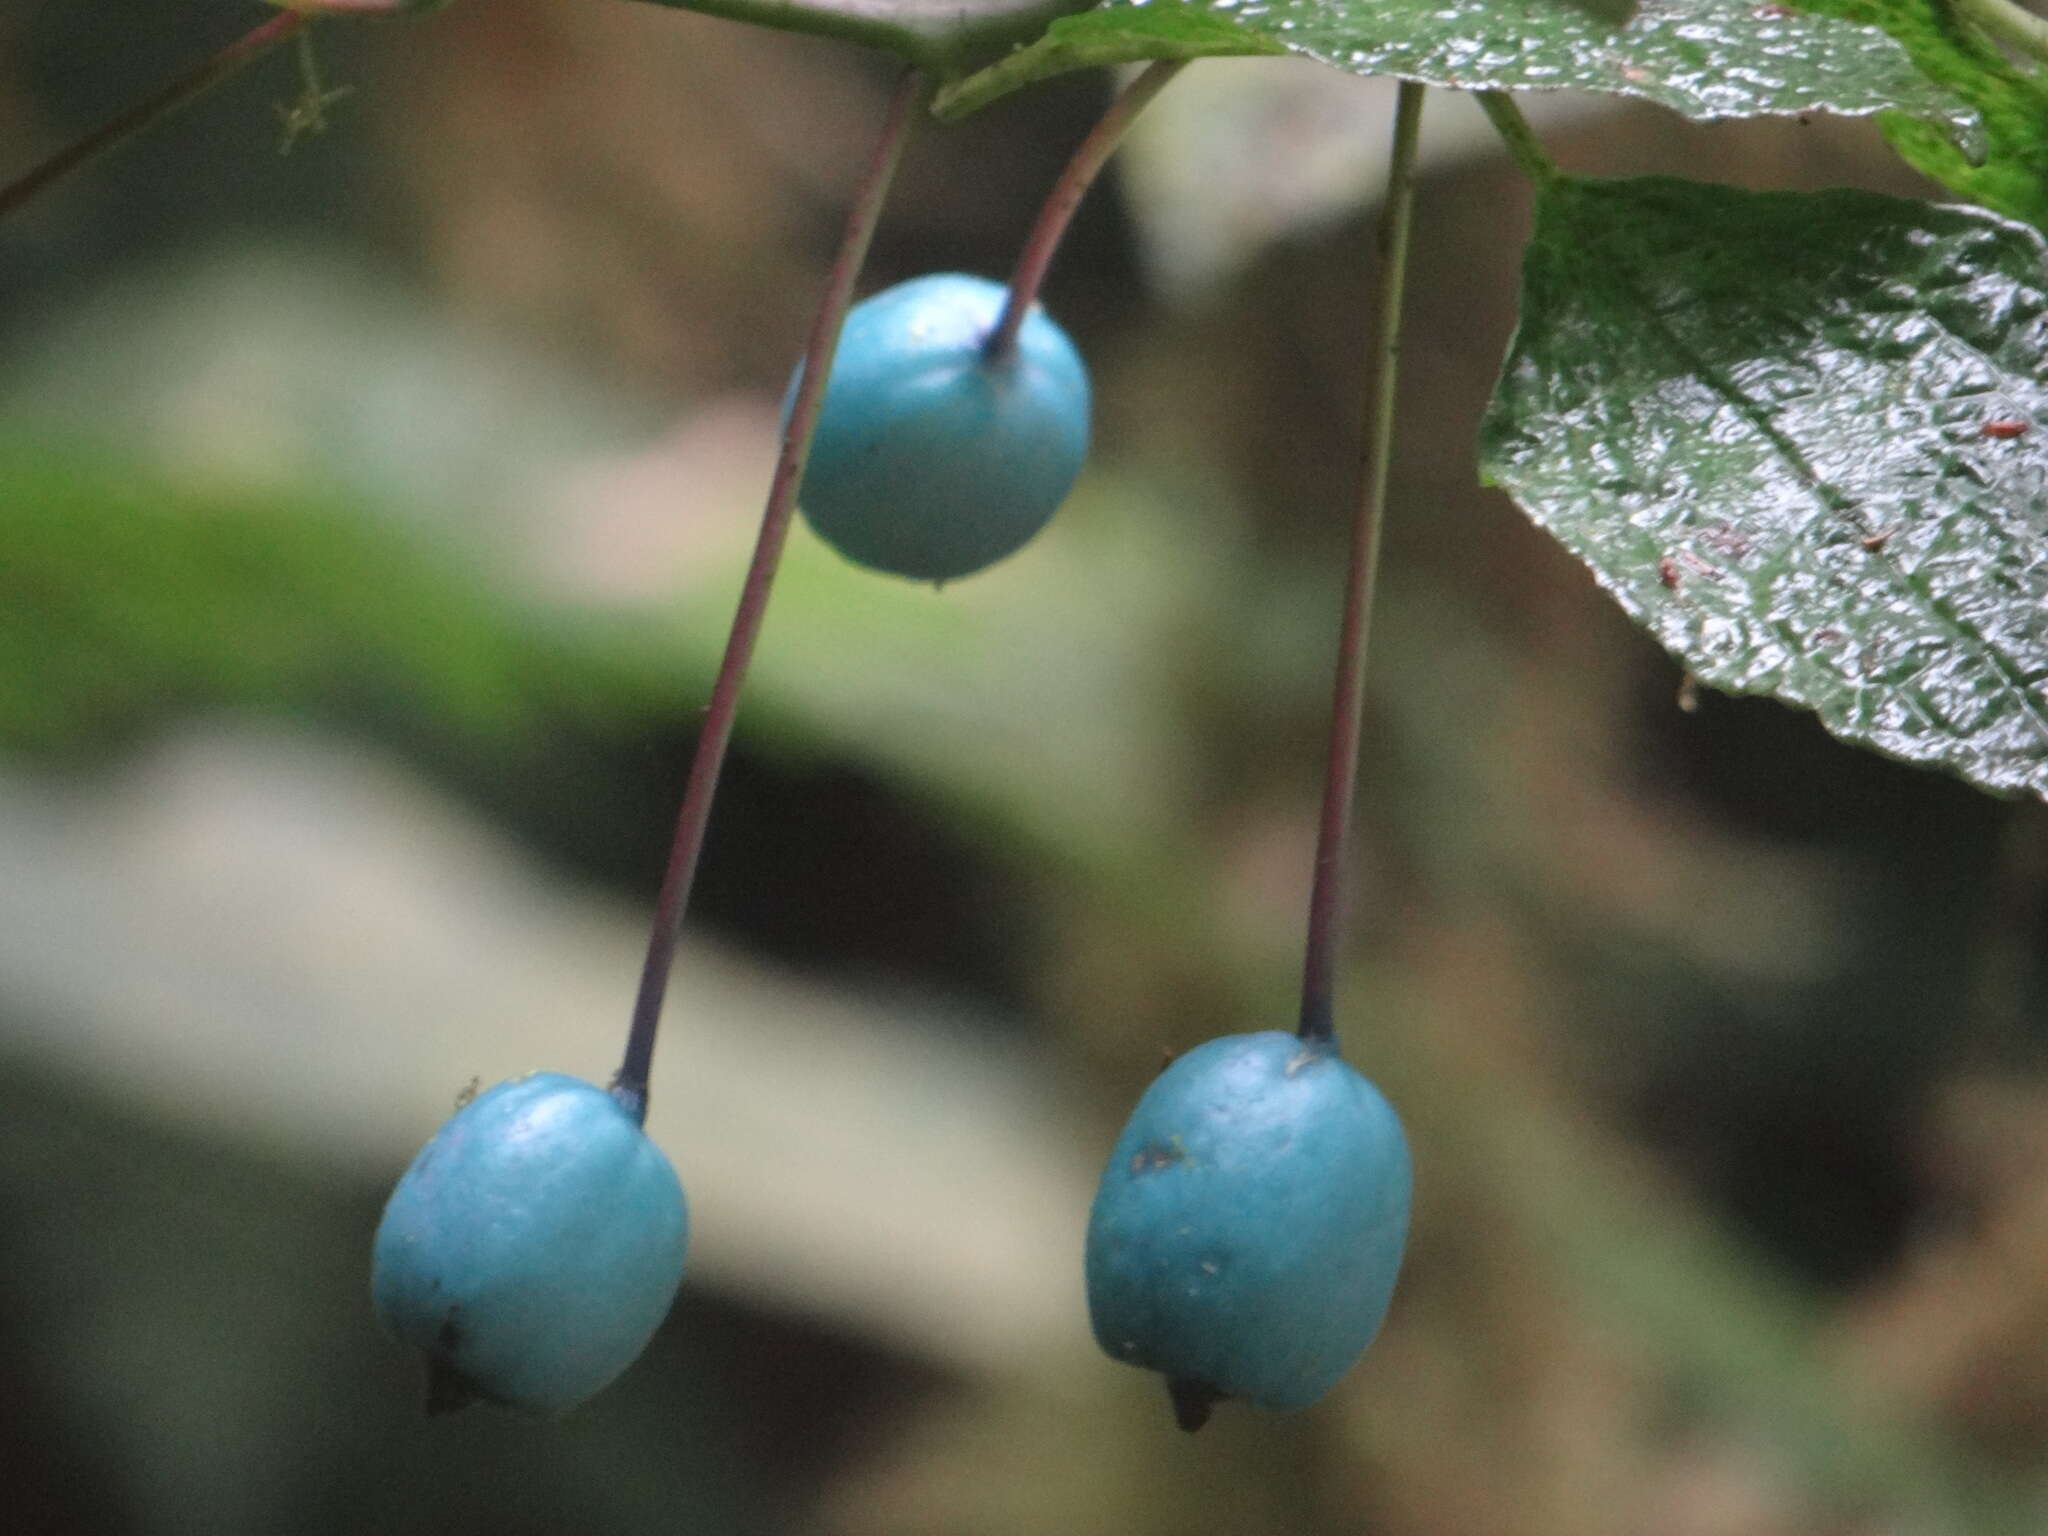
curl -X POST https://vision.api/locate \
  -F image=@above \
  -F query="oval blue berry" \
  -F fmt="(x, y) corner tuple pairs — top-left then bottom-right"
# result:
(1085, 1031), (1411, 1429)
(791, 271), (1091, 582)
(370, 1072), (689, 1415)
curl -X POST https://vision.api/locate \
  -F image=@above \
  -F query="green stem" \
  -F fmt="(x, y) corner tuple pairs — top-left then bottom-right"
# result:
(986, 60), (1185, 361)
(1476, 91), (1559, 187)
(610, 69), (928, 1124)
(1954, 0), (2048, 68)
(0, 10), (309, 222)
(1297, 81), (1426, 1046)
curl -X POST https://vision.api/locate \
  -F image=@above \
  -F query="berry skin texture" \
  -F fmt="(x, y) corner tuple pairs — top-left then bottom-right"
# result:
(371, 1072), (689, 1416)
(792, 272), (1091, 582)
(1085, 1031), (1411, 1430)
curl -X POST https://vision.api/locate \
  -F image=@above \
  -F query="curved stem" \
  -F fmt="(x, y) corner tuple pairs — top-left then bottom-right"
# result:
(0, 10), (309, 222)
(1954, 0), (2048, 66)
(630, 0), (1088, 81)
(1475, 90), (1558, 187)
(610, 69), (927, 1123)
(984, 60), (1185, 361)
(1298, 81), (1426, 1047)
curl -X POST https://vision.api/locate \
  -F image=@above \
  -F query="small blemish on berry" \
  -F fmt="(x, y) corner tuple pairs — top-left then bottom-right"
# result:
(1131, 1141), (1183, 1174)
(424, 1333), (476, 1417)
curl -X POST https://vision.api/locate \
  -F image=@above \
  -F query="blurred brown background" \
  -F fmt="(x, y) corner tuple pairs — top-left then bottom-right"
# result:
(5, 3), (2048, 1533)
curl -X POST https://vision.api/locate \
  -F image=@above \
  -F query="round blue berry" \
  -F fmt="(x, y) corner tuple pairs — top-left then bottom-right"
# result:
(1085, 1031), (1411, 1429)
(791, 272), (1091, 582)
(371, 1072), (689, 1415)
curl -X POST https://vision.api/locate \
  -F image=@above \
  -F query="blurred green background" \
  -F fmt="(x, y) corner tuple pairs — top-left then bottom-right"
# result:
(7, 4), (2048, 1532)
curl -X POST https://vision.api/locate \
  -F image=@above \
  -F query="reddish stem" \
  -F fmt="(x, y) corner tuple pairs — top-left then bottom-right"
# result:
(611, 70), (927, 1122)
(0, 10), (310, 222)
(983, 60), (1185, 361)
(1298, 82), (1426, 1046)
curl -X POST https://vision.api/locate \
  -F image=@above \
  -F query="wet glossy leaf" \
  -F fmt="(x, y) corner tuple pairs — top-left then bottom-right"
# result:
(1480, 178), (2048, 800)
(935, 0), (1980, 146)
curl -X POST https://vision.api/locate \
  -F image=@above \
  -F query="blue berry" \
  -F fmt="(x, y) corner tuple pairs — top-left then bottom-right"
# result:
(1084, 1031), (1411, 1430)
(371, 1072), (689, 1415)
(791, 272), (1091, 582)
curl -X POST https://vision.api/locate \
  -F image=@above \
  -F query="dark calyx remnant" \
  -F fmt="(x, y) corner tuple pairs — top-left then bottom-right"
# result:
(424, 1311), (475, 1416)
(1168, 1377), (1225, 1433)
(424, 1356), (478, 1416)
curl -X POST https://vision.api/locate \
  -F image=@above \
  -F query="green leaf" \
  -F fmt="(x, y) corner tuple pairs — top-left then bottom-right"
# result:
(1479, 177), (2048, 801)
(622, 0), (1092, 76)
(935, 0), (1981, 144)
(1799, 0), (2048, 230)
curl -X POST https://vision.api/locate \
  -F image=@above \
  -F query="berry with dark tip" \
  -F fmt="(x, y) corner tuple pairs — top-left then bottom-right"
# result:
(1084, 1030), (1411, 1430)
(371, 1072), (689, 1415)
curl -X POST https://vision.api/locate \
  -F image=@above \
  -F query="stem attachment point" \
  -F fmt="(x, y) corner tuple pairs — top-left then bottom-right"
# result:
(985, 60), (1186, 362)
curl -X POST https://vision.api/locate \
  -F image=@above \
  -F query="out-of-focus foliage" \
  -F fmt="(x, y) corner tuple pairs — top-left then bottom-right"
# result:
(1799, 0), (2048, 228)
(0, 441), (645, 753)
